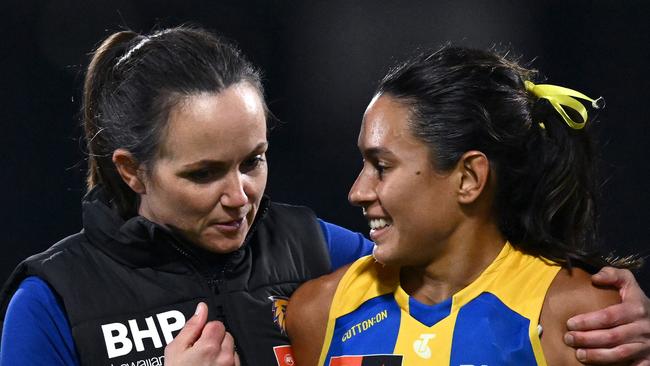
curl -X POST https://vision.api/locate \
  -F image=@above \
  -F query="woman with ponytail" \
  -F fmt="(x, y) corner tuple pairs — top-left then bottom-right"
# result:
(288, 46), (647, 365)
(0, 29), (648, 365)
(0, 26), (374, 366)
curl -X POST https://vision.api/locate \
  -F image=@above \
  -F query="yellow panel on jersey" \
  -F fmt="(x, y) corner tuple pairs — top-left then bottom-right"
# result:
(318, 242), (561, 366)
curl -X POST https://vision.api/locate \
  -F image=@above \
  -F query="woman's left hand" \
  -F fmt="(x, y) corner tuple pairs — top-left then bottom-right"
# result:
(563, 267), (650, 365)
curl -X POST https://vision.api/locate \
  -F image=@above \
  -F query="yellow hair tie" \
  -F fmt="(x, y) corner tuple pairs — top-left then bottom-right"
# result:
(524, 80), (604, 130)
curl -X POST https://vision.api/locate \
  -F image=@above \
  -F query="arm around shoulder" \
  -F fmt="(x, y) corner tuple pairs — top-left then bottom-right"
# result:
(287, 265), (349, 366)
(541, 267), (627, 365)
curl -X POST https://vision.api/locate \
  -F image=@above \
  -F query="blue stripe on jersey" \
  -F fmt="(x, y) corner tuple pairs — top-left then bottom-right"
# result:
(450, 292), (537, 365)
(325, 294), (401, 365)
(408, 296), (452, 327)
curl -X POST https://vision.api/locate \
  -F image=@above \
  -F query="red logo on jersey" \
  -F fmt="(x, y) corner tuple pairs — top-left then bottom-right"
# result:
(273, 345), (295, 366)
(330, 354), (403, 366)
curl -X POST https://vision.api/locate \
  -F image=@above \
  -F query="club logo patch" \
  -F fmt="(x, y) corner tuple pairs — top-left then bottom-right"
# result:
(269, 295), (289, 335)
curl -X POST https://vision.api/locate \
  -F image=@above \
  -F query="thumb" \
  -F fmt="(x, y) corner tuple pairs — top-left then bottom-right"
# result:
(170, 302), (209, 348)
(592, 267), (641, 299)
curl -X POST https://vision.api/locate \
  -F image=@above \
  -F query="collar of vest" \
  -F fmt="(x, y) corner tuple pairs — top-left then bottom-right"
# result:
(81, 185), (271, 270)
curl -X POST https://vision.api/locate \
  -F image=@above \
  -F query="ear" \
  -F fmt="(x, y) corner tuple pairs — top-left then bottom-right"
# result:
(456, 150), (490, 204)
(112, 149), (146, 194)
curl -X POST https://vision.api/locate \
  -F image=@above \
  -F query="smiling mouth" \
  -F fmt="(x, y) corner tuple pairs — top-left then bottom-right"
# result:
(368, 218), (392, 240)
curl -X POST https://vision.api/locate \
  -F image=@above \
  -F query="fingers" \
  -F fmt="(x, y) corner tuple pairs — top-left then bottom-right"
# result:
(167, 302), (209, 350)
(567, 267), (650, 365)
(193, 320), (227, 349)
(234, 351), (241, 366)
(214, 331), (236, 365)
(565, 323), (642, 348)
(573, 343), (647, 364)
(591, 267), (639, 294)
(567, 302), (642, 331)
(192, 323), (240, 365)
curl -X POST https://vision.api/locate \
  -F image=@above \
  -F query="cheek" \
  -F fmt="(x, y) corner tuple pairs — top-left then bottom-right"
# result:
(160, 184), (217, 219)
(247, 169), (268, 200)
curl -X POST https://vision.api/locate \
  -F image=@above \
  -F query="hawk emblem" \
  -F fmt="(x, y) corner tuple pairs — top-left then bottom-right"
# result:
(269, 295), (289, 335)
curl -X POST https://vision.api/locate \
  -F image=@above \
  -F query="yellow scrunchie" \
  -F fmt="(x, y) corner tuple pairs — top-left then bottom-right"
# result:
(524, 80), (604, 130)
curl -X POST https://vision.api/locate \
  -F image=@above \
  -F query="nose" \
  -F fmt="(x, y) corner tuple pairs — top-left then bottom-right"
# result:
(348, 165), (376, 208)
(221, 171), (248, 208)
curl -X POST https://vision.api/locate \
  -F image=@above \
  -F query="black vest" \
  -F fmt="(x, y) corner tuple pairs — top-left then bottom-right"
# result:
(0, 189), (330, 366)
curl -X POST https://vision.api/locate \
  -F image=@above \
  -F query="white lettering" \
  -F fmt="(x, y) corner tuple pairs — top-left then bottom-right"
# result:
(156, 310), (186, 344)
(102, 322), (133, 359)
(129, 316), (163, 352)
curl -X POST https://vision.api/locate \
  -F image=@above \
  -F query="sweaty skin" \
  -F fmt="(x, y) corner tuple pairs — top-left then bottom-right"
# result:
(287, 94), (625, 366)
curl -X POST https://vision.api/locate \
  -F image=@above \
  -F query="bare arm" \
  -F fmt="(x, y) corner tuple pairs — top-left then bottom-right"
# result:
(286, 265), (349, 366)
(564, 267), (650, 365)
(541, 267), (626, 365)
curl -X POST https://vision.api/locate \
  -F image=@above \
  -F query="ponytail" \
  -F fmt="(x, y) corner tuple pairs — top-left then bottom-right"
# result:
(81, 27), (264, 218)
(377, 46), (639, 270)
(83, 31), (139, 215)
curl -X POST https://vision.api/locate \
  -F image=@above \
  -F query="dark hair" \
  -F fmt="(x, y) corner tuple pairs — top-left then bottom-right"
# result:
(83, 26), (265, 218)
(377, 46), (630, 270)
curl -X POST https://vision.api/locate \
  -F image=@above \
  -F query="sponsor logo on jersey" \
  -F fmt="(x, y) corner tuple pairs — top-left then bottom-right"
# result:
(413, 333), (435, 359)
(269, 295), (289, 335)
(101, 310), (186, 359)
(330, 354), (403, 366)
(273, 345), (295, 366)
(341, 309), (388, 342)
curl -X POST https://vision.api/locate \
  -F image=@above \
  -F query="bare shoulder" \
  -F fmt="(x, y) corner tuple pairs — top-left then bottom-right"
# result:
(541, 266), (624, 365)
(286, 265), (350, 366)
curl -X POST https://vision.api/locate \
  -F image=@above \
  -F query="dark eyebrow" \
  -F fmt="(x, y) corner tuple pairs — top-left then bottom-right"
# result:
(181, 160), (227, 170)
(181, 142), (268, 170)
(362, 147), (394, 159)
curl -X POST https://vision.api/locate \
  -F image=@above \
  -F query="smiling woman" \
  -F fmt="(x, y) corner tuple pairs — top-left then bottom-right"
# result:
(287, 46), (648, 366)
(1, 27), (649, 366)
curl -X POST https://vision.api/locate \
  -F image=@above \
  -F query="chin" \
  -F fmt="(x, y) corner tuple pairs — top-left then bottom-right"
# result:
(371, 245), (394, 265)
(201, 237), (245, 254)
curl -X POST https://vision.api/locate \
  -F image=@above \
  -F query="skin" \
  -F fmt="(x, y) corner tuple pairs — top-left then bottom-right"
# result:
(287, 93), (625, 365)
(113, 82), (268, 365)
(114, 82), (269, 254)
(164, 302), (241, 366)
(567, 268), (650, 365)
(117, 84), (649, 364)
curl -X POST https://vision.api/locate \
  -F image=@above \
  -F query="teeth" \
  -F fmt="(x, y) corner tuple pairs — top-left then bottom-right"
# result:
(369, 218), (391, 230)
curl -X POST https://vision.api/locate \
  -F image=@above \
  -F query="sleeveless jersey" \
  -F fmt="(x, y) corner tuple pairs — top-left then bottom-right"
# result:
(319, 243), (561, 366)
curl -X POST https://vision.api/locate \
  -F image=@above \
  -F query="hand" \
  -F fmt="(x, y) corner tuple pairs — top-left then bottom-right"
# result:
(164, 302), (241, 366)
(564, 267), (650, 365)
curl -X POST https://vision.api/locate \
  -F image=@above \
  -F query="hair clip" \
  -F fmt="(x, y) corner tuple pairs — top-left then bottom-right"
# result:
(115, 29), (173, 68)
(524, 81), (604, 130)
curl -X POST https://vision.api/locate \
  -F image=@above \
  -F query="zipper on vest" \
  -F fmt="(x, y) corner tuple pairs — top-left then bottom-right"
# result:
(206, 266), (228, 324)
(168, 242), (228, 325)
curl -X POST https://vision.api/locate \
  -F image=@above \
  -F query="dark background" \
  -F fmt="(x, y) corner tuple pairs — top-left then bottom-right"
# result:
(2, 0), (648, 292)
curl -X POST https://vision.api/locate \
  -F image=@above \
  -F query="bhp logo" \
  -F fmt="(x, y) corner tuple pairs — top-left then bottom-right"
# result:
(101, 310), (186, 358)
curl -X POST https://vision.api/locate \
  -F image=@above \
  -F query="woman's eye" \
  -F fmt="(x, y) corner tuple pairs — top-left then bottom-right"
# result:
(186, 169), (214, 183)
(375, 162), (388, 178)
(241, 155), (265, 172)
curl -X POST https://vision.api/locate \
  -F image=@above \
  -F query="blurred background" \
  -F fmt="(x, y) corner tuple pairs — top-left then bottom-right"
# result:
(2, 0), (648, 291)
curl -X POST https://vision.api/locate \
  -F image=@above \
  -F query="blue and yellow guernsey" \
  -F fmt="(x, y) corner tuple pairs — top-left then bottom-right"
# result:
(318, 243), (561, 366)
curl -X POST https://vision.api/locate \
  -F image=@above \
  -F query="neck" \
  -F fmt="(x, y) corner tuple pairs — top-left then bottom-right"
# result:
(400, 219), (505, 305)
